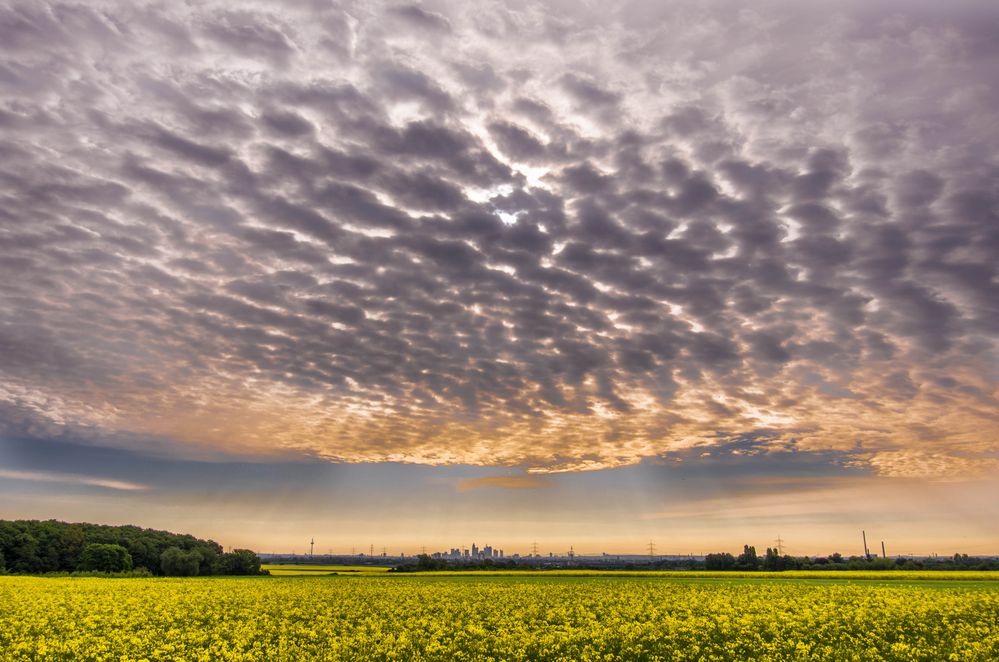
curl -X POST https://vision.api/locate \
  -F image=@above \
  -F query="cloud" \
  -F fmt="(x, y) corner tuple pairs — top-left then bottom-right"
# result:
(387, 4), (452, 33)
(0, 0), (996, 479)
(854, 450), (999, 481)
(0, 468), (147, 491)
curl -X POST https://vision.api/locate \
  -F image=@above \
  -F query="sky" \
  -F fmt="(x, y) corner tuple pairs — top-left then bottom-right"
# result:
(1, 0), (997, 557)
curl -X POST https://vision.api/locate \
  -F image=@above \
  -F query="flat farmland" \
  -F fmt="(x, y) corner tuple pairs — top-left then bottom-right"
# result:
(2, 573), (998, 660)
(261, 564), (392, 576)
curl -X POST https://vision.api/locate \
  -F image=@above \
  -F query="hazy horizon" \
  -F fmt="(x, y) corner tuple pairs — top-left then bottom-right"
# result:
(1, 0), (997, 556)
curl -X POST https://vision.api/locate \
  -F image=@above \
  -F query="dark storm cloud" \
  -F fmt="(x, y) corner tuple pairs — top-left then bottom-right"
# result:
(0, 0), (997, 475)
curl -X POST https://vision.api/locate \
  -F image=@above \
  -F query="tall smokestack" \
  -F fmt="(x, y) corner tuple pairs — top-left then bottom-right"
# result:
(862, 530), (869, 559)
(881, 541), (886, 559)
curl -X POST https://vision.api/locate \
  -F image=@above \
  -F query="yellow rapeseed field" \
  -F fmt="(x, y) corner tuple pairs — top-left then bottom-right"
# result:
(1, 574), (998, 660)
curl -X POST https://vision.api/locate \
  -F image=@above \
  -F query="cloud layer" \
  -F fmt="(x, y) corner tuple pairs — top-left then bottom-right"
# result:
(1, 0), (997, 475)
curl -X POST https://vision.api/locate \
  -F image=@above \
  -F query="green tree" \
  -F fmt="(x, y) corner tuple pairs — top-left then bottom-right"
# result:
(0, 549), (6, 574)
(55, 524), (86, 570)
(10, 532), (41, 573)
(160, 547), (201, 576)
(736, 544), (760, 570)
(763, 547), (780, 571)
(80, 543), (133, 572)
(704, 552), (736, 570)
(214, 549), (264, 575)
(193, 545), (220, 576)
(0, 520), (231, 575)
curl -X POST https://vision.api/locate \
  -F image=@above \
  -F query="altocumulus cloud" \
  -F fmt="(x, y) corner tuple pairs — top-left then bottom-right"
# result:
(0, 0), (997, 476)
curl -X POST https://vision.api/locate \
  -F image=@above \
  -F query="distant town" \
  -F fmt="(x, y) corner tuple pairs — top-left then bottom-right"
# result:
(260, 539), (704, 564)
(260, 549), (703, 565)
(258, 535), (999, 571)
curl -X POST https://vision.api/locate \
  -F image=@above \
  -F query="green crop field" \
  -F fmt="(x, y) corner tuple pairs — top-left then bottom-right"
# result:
(2, 573), (998, 660)
(261, 564), (392, 576)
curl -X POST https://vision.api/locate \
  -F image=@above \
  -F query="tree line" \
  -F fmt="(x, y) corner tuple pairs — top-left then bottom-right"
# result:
(390, 546), (999, 573)
(703, 545), (999, 571)
(389, 555), (526, 572)
(0, 520), (266, 576)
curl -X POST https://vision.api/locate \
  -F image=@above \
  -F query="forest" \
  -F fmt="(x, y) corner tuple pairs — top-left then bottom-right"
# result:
(0, 519), (264, 576)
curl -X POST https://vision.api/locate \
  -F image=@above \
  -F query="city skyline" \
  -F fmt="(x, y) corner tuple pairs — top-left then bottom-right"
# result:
(249, 532), (962, 560)
(1, 0), (998, 554)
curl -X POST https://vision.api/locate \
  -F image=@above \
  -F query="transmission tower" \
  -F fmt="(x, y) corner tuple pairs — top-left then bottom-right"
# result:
(531, 541), (539, 557)
(648, 540), (656, 561)
(774, 535), (785, 555)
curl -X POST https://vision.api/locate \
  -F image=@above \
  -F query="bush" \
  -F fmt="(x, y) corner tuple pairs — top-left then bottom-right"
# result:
(80, 544), (133, 573)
